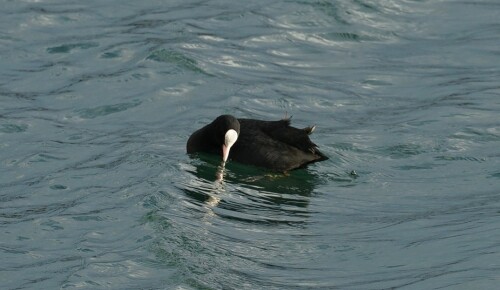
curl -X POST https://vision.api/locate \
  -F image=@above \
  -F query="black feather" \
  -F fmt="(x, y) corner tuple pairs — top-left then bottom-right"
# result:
(187, 115), (328, 172)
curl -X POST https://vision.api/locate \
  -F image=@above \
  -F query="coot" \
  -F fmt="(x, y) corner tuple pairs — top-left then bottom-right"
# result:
(186, 115), (328, 171)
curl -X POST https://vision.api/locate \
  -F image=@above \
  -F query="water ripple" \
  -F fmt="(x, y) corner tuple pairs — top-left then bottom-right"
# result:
(1, 0), (500, 289)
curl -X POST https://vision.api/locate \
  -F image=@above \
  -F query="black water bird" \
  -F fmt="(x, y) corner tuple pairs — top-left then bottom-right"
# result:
(186, 115), (328, 172)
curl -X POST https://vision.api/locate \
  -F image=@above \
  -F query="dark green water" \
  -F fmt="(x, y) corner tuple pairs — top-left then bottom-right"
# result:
(1, 0), (499, 289)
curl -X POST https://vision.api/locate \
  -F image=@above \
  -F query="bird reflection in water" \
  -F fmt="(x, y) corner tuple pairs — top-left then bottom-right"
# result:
(184, 153), (320, 217)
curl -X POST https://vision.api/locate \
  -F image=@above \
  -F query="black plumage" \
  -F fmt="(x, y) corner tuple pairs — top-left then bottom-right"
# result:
(187, 115), (328, 172)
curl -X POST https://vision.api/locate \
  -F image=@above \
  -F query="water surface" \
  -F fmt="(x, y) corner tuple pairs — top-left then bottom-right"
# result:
(1, 0), (499, 289)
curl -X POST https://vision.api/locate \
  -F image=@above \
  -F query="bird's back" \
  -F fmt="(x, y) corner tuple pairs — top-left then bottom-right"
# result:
(230, 118), (327, 171)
